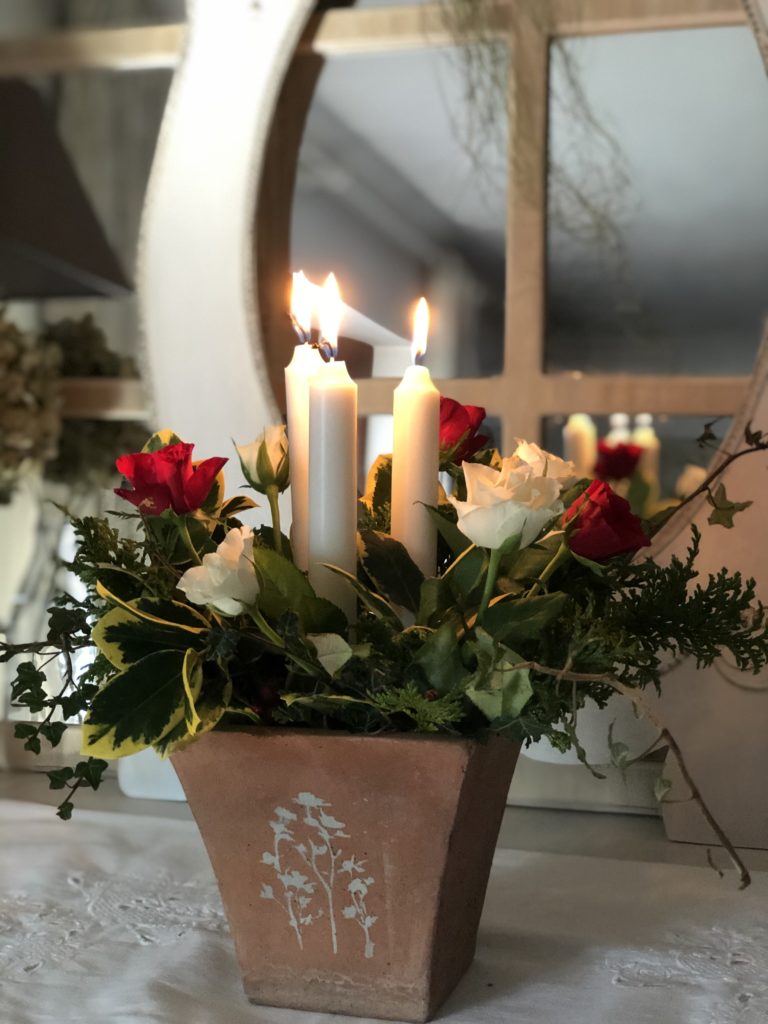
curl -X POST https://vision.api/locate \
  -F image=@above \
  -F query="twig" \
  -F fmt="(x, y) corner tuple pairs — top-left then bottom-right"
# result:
(513, 660), (751, 889)
(658, 441), (768, 535)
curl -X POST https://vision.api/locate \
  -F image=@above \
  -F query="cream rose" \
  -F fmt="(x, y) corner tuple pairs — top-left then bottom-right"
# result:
(178, 526), (259, 615)
(449, 459), (564, 551)
(236, 425), (290, 494)
(511, 440), (578, 487)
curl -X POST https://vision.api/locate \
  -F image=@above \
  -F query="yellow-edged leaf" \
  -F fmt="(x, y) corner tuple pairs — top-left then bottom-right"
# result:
(95, 581), (209, 634)
(80, 649), (201, 760)
(92, 605), (202, 670)
(181, 649), (203, 731)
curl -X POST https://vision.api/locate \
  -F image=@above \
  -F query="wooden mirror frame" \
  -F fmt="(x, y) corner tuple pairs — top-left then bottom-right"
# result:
(255, 0), (756, 456)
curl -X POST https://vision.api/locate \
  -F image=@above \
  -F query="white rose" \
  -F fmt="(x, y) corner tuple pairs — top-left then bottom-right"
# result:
(449, 459), (564, 550)
(236, 424), (290, 494)
(178, 526), (259, 615)
(512, 440), (578, 487)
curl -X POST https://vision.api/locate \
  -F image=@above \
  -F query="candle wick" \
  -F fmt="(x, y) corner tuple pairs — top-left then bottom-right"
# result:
(289, 313), (310, 346)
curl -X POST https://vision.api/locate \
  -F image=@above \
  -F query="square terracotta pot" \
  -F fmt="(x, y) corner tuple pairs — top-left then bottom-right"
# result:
(172, 728), (520, 1022)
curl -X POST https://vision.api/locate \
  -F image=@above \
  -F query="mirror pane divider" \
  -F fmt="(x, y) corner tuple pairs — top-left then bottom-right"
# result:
(0, 24), (184, 76)
(0, 1), (745, 77)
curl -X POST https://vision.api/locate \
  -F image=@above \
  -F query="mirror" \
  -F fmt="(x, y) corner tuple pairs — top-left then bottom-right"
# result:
(546, 25), (768, 378)
(292, 43), (507, 380)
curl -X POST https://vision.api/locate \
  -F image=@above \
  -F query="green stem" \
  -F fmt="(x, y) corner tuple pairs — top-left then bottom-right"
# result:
(247, 609), (319, 676)
(477, 547), (503, 626)
(266, 486), (283, 556)
(524, 542), (570, 602)
(176, 517), (202, 565)
(248, 607), (285, 649)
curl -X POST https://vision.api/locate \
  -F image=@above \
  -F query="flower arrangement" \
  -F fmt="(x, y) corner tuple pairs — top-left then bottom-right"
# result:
(5, 407), (768, 885)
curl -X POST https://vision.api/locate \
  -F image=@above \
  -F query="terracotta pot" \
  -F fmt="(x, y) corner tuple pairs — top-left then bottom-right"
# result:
(172, 727), (520, 1022)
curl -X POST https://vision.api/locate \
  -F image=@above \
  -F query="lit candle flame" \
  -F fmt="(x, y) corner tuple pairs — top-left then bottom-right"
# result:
(291, 270), (313, 340)
(319, 272), (343, 359)
(411, 297), (429, 364)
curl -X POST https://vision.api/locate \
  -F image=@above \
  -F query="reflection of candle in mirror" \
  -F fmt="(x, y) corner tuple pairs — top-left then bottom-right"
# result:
(391, 297), (440, 576)
(606, 412), (631, 445)
(563, 413), (597, 477)
(633, 412), (661, 491)
(308, 274), (358, 620)
(285, 271), (323, 571)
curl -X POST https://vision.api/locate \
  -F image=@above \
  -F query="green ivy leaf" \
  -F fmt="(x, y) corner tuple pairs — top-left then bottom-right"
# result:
(696, 420), (719, 448)
(464, 632), (533, 726)
(745, 421), (764, 446)
(57, 800), (74, 821)
(13, 722), (38, 740)
(11, 662), (47, 708)
(39, 721), (67, 748)
(607, 721), (631, 772)
(482, 592), (569, 646)
(73, 758), (109, 789)
(23, 735), (41, 755)
(47, 767), (75, 790)
(308, 633), (353, 677)
(414, 621), (466, 694)
(706, 483), (752, 529)
(359, 531), (424, 614)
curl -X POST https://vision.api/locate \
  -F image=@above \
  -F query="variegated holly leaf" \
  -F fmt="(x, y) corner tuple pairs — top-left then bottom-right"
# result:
(81, 648), (203, 759)
(93, 603), (207, 671)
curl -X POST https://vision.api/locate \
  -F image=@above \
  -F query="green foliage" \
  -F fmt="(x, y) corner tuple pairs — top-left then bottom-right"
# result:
(6, 417), (768, 823)
(706, 483), (753, 529)
(368, 684), (465, 732)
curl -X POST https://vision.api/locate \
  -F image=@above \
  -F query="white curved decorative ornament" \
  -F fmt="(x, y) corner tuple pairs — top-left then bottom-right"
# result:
(138, 0), (316, 462)
(650, 325), (768, 848)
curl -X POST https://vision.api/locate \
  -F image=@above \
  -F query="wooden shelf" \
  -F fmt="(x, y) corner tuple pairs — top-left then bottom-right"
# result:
(59, 377), (148, 421)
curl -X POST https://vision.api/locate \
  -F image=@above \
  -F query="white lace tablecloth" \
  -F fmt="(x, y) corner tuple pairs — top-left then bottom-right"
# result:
(1, 799), (767, 1024)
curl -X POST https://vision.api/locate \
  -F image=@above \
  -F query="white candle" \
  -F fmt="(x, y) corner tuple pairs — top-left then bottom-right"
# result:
(307, 274), (358, 620)
(563, 413), (597, 477)
(285, 271), (323, 572)
(391, 298), (439, 576)
(286, 347), (323, 572)
(633, 412), (661, 491)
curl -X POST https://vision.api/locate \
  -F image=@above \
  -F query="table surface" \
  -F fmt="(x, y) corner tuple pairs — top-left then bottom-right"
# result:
(2, 771), (768, 1024)
(2, 769), (768, 873)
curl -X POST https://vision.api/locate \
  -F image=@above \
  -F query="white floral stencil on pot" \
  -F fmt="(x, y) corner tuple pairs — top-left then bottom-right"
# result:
(260, 792), (378, 959)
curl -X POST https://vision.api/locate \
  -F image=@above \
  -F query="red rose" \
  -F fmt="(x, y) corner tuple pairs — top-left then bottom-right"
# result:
(439, 397), (489, 464)
(564, 480), (650, 562)
(115, 442), (227, 516)
(594, 440), (643, 481)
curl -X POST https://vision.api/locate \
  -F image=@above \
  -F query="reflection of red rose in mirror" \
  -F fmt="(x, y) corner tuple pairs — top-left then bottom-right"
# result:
(564, 480), (650, 562)
(115, 443), (226, 516)
(594, 440), (643, 481)
(439, 397), (489, 464)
